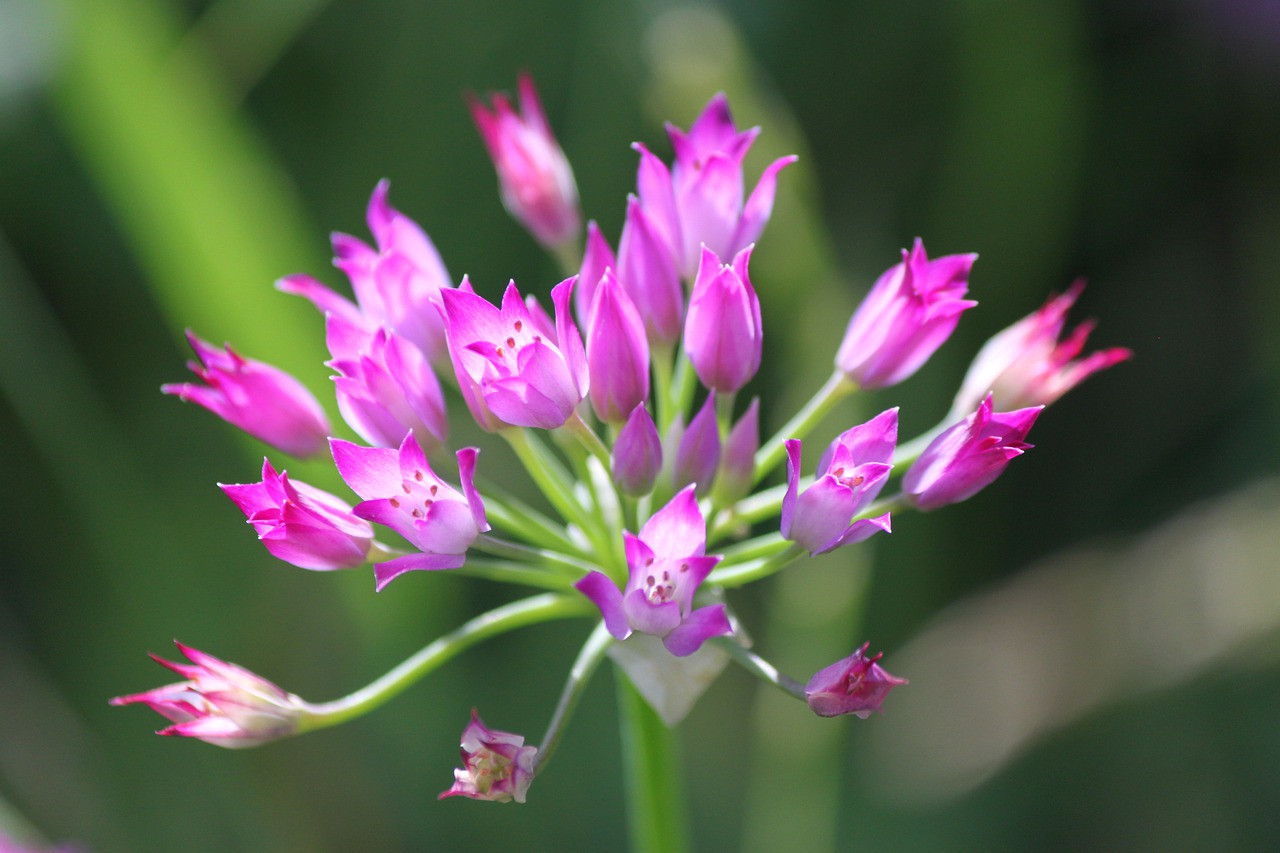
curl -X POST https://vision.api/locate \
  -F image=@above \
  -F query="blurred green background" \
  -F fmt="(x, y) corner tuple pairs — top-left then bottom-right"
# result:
(2, 0), (1279, 850)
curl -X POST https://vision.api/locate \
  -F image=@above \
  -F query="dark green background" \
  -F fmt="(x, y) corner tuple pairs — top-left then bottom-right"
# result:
(2, 0), (1278, 850)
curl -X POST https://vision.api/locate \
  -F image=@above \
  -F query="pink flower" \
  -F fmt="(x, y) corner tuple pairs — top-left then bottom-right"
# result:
(277, 181), (454, 364)
(904, 394), (1041, 511)
(331, 433), (489, 590)
(220, 458), (373, 570)
(953, 281), (1132, 414)
(574, 220), (617, 325)
(835, 239), (978, 389)
(612, 404), (663, 498)
(805, 642), (907, 718)
(617, 195), (684, 346)
(585, 270), (650, 424)
(439, 710), (537, 803)
(162, 331), (330, 457)
(325, 314), (448, 452)
(672, 395), (721, 497)
(684, 245), (763, 394)
(470, 74), (581, 249)
(110, 642), (306, 748)
(634, 94), (796, 278)
(440, 278), (588, 431)
(575, 486), (730, 657)
(781, 408), (897, 554)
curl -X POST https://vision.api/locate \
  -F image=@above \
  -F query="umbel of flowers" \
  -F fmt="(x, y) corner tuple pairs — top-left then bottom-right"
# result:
(123, 76), (1130, 809)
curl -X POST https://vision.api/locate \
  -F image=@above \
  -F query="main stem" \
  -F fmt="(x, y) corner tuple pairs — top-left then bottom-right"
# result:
(617, 674), (690, 853)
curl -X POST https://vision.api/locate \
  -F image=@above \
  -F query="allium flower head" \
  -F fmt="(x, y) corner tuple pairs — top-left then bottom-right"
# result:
(162, 331), (330, 458)
(331, 433), (489, 590)
(805, 642), (907, 718)
(439, 710), (537, 803)
(220, 458), (373, 570)
(110, 642), (306, 748)
(441, 278), (588, 431)
(904, 394), (1041, 511)
(953, 280), (1133, 414)
(835, 239), (978, 389)
(781, 408), (898, 555)
(684, 244), (763, 394)
(575, 486), (730, 657)
(635, 94), (796, 278)
(470, 73), (581, 249)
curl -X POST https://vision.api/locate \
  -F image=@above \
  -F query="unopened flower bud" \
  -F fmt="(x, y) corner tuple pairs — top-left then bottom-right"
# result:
(805, 642), (907, 718)
(111, 642), (308, 748)
(612, 405), (663, 497)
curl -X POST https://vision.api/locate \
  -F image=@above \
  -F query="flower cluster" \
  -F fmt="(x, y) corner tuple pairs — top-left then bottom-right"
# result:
(117, 78), (1128, 805)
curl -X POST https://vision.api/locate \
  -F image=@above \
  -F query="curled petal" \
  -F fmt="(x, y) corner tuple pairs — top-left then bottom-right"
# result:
(662, 604), (731, 657)
(576, 571), (631, 640)
(373, 552), (467, 592)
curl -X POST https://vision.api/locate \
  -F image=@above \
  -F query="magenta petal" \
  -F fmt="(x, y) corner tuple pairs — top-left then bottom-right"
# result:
(818, 408), (899, 474)
(411, 500), (482, 554)
(790, 477), (859, 554)
(276, 273), (365, 326)
(575, 220), (617, 325)
(612, 404), (663, 497)
(631, 144), (681, 275)
(676, 151), (743, 263)
(619, 195), (683, 345)
(822, 513), (892, 553)
(455, 447), (490, 533)
(662, 604), (731, 657)
(670, 555), (722, 611)
(330, 438), (400, 500)
(623, 531), (656, 584)
(353, 497), (419, 542)
(373, 552), (467, 591)
(780, 439), (803, 540)
(484, 380), (566, 430)
(638, 485), (707, 558)
(671, 93), (737, 161)
(551, 277), (589, 397)
(441, 286), (509, 357)
(672, 395), (721, 497)
(587, 271), (650, 423)
(733, 155), (798, 250)
(575, 571), (631, 640)
(623, 588), (683, 637)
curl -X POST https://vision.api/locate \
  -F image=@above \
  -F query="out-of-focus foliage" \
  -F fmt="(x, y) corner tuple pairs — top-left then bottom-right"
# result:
(2, 0), (1278, 850)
